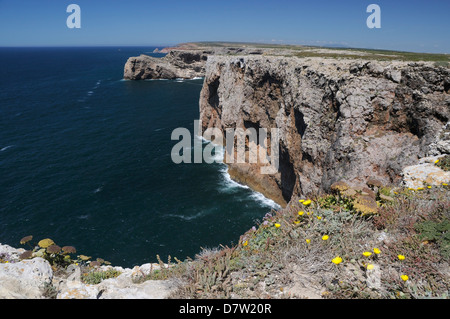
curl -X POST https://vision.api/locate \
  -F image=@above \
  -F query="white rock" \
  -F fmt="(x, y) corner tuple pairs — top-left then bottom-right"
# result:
(402, 156), (450, 188)
(0, 257), (53, 299)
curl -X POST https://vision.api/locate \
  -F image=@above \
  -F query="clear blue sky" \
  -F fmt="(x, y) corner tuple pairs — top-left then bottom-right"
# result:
(0, 0), (449, 53)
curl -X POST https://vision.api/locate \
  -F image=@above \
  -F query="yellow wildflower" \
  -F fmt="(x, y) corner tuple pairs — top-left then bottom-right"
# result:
(332, 256), (343, 265)
(434, 159), (439, 164)
(417, 187), (424, 190)
(299, 199), (305, 203)
(303, 199), (312, 206)
(322, 235), (329, 241)
(317, 216), (322, 220)
(366, 264), (374, 270)
(427, 186), (432, 189)
(362, 251), (372, 257)
(243, 241), (248, 247)
(305, 239), (311, 244)
(401, 275), (409, 282)
(298, 211), (304, 216)
(294, 220), (300, 225)
(274, 223), (281, 228)
(443, 183), (448, 186)
(398, 254), (405, 261)
(373, 248), (381, 254)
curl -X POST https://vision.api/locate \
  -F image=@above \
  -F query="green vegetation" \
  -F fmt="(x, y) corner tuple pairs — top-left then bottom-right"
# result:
(436, 155), (450, 172)
(81, 268), (122, 285)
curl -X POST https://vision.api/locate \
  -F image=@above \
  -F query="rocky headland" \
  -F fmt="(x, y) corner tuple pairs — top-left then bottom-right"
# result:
(124, 42), (450, 207)
(2, 43), (449, 300)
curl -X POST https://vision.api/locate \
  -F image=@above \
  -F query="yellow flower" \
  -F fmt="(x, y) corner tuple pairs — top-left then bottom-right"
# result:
(307, 212), (312, 216)
(303, 199), (312, 206)
(366, 264), (374, 270)
(322, 235), (329, 241)
(443, 183), (448, 186)
(417, 187), (424, 190)
(373, 248), (381, 254)
(294, 220), (300, 225)
(317, 216), (322, 220)
(434, 159), (440, 164)
(401, 274), (409, 282)
(298, 211), (304, 216)
(398, 254), (405, 261)
(274, 223), (281, 228)
(305, 239), (311, 244)
(332, 256), (343, 265)
(242, 241), (248, 247)
(362, 251), (372, 257)
(427, 186), (432, 189)
(299, 199), (305, 203)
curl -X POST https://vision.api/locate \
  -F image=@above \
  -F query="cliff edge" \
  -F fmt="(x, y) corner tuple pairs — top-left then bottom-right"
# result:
(199, 55), (450, 206)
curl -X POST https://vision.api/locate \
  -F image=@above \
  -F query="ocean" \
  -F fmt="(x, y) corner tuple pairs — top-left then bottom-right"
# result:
(0, 47), (279, 268)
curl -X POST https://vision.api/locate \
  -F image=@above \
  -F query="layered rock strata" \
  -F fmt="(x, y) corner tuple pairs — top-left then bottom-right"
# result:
(199, 56), (450, 207)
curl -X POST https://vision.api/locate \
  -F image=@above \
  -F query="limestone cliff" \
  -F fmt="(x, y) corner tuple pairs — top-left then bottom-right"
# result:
(199, 55), (450, 207)
(123, 44), (268, 80)
(123, 50), (210, 80)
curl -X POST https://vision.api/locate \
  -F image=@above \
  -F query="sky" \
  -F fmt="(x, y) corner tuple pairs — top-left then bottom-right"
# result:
(0, 0), (449, 53)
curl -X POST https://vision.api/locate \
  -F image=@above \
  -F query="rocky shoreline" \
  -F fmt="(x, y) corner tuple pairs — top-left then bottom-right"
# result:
(0, 243), (177, 299)
(2, 42), (449, 299)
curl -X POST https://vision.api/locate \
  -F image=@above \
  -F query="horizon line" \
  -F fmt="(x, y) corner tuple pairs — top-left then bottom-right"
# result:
(0, 42), (448, 55)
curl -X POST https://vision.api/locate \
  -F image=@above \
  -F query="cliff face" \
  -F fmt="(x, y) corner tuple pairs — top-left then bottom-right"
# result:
(199, 56), (450, 206)
(123, 50), (210, 80)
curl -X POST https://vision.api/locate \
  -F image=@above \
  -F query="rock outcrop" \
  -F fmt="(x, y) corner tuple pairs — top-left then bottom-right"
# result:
(123, 44), (269, 80)
(0, 243), (178, 299)
(199, 56), (450, 206)
(124, 50), (209, 80)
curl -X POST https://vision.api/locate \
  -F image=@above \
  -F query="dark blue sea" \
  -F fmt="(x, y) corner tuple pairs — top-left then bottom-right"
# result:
(0, 47), (279, 268)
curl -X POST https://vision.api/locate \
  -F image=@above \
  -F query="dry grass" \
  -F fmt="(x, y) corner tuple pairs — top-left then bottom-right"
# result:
(143, 184), (450, 299)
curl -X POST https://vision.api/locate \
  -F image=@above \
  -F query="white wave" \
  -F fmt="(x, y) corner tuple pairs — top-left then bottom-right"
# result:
(217, 158), (280, 210)
(197, 135), (280, 209)
(93, 186), (103, 194)
(195, 134), (211, 144)
(0, 145), (13, 152)
(219, 165), (249, 190)
(191, 77), (204, 80)
(165, 211), (207, 221)
(250, 192), (281, 209)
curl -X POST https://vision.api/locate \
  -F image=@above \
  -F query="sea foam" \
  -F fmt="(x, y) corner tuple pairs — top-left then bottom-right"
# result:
(200, 136), (280, 210)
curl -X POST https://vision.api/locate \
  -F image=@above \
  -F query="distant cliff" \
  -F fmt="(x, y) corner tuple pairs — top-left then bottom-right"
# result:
(123, 44), (267, 80)
(199, 55), (450, 206)
(123, 50), (209, 80)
